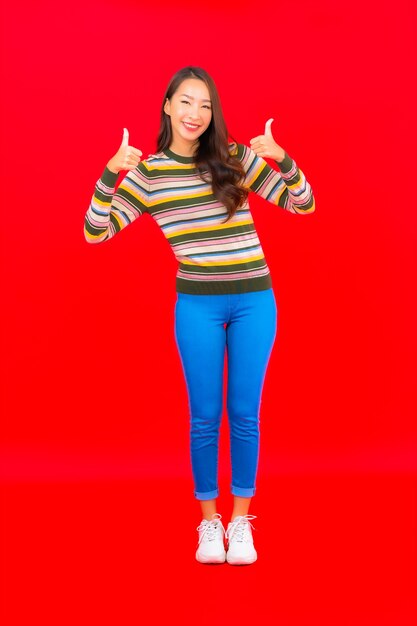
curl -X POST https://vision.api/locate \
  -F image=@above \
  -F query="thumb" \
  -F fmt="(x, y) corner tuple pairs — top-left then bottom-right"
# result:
(264, 118), (274, 136)
(121, 127), (129, 147)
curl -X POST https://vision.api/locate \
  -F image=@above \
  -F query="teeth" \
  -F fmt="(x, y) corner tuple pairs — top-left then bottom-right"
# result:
(184, 122), (199, 128)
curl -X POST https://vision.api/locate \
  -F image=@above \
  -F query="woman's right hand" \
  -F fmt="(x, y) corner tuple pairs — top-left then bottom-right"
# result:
(107, 128), (143, 174)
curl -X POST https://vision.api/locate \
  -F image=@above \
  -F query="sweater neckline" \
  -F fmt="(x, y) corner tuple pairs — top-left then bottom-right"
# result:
(163, 147), (196, 164)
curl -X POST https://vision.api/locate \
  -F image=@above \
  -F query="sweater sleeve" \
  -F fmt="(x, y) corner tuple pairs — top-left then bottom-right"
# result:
(237, 143), (315, 215)
(84, 163), (151, 244)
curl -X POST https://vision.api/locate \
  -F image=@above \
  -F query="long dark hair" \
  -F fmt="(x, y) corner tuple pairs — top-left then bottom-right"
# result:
(156, 66), (249, 223)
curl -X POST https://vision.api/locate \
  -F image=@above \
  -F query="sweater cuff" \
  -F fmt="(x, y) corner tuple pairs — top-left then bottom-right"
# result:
(101, 166), (119, 187)
(275, 152), (293, 174)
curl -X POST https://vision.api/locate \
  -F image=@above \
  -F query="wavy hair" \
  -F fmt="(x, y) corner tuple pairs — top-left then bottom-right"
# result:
(156, 66), (249, 223)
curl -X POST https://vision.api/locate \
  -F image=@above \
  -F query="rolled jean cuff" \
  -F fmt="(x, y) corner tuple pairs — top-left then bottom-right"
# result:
(195, 488), (219, 500)
(231, 485), (256, 497)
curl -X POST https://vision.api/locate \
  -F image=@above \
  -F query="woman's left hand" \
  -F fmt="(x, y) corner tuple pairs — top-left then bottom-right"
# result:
(249, 118), (286, 162)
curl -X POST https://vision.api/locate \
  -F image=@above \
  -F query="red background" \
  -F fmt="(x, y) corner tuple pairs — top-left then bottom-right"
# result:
(1, 1), (416, 625)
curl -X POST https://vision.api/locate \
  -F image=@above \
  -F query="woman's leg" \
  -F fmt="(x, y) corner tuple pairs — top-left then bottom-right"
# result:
(225, 288), (278, 503)
(200, 499), (218, 521)
(174, 293), (228, 510)
(231, 495), (252, 521)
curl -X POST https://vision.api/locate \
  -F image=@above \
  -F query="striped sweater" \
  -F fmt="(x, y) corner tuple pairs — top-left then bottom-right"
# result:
(84, 142), (315, 294)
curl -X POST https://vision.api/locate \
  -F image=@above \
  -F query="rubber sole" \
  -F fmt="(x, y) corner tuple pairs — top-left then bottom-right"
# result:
(226, 552), (258, 565)
(196, 551), (226, 564)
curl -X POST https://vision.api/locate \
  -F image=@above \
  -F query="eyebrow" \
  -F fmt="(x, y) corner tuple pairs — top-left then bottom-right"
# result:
(180, 93), (212, 103)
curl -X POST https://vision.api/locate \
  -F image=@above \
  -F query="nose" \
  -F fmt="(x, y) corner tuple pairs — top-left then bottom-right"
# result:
(189, 103), (201, 120)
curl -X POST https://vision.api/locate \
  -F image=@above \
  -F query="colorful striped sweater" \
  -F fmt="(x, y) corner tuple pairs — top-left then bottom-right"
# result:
(84, 142), (315, 294)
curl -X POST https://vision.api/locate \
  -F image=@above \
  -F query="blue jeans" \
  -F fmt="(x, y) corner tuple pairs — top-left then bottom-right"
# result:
(174, 288), (277, 500)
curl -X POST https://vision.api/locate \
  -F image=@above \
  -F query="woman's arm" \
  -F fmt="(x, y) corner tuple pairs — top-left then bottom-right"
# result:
(241, 144), (315, 215)
(236, 118), (315, 214)
(83, 163), (151, 244)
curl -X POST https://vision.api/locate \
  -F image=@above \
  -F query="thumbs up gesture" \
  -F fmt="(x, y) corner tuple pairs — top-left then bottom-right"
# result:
(249, 118), (286, 163)
(107, 128), (143, 174)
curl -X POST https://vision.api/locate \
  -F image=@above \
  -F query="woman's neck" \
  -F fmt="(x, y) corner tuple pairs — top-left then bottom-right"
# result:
(169, 137), (199, 157)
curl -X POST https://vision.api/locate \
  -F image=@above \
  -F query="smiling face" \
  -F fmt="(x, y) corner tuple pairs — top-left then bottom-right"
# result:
(163, 78), (213, 156)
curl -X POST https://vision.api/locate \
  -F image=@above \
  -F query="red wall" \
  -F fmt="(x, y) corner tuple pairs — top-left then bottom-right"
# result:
(1, 0), (416, 479)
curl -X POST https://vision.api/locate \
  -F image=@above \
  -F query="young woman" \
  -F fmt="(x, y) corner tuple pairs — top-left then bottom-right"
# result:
(84, 66), (315, 566)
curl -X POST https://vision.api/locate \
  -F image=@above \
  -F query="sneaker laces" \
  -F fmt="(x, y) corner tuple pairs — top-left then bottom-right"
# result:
(196, 513), (225, 545)
(225, 514), (257, 543)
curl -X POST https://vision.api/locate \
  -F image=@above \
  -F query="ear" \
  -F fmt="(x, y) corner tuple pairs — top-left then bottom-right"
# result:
(164, 98), (171, 116)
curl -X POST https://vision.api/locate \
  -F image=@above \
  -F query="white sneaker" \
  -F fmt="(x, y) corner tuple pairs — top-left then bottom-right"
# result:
(195, 513), (226, 564)
(225, 514), (258, 565)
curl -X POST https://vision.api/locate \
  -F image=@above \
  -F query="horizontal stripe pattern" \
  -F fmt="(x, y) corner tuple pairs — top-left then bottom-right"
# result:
(84, 142), (315, 294)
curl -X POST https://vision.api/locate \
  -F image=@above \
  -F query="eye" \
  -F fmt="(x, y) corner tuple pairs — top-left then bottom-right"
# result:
(180, 100), (211, 110)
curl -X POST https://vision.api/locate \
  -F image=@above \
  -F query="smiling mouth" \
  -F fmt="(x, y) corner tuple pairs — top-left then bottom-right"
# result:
(183, 122), (200, 130)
